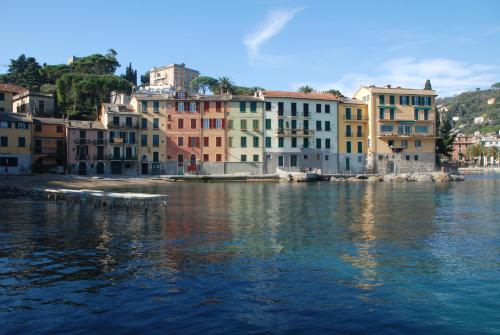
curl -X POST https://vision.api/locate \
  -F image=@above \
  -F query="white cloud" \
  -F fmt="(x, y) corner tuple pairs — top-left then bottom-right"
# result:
(244, 7), (304, 63)
(293, 58), (499, 97)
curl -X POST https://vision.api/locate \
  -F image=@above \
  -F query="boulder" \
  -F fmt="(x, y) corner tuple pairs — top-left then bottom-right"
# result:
(367, 176), (382, 182)
(415, 174), (433, 182)
(450, 175), (465, 182)
(433, 172), (451, 182)
(393, 175), (407, 182)
(330, 176), (341, 182)
(406, 174), (417, 182)
(356, 174), (368, 180)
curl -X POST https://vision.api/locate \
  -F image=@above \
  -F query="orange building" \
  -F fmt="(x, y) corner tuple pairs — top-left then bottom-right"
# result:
(32, 117), (66, 173)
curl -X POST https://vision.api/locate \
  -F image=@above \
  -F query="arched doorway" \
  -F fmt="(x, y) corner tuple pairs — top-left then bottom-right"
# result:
(141, 155), (148, 175)
(78, 162), (87, 175)
(96, 162), (105, 175)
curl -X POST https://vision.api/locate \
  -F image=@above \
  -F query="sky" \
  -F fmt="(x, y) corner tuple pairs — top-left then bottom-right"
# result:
(1, 0), (499, 97)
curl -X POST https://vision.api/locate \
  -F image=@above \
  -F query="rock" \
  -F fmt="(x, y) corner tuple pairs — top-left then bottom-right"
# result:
(356, 174), (368, 180)
(450, 175), (465, 182)
(433, 172), (451, 182)
(330, 176), (341, 182)
(347, 177), (362, 182)
(367, 176), (382, 182)
(415, 174), (433, 182)
(393, 175), (407, 182)
(406, 174), (417, 182)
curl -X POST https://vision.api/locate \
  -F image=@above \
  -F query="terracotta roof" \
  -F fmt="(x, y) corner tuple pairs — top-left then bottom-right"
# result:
(0, 112), (31, 122)
(33, 117), (66, 125)
(0, 83), (26, 94)
(67, 120), (106, 130)
(340, 97), (366, 105)
(262, 90), (339, 101)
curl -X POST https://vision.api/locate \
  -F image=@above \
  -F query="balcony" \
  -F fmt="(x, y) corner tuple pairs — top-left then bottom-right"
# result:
(34, 147), (60, 155)
(75, 154), (90, 161)
(74, 139), (108, 145)
(109, 138), (137, 145)
(108, 154), (137, 161)
(93, 154), (107, 161)
(107, 122), (138, 129)
(277, 111), (310, 118)
(378, 132), (436, 138)
(344, 116), (369, 121)
(275, 128), (315, 137)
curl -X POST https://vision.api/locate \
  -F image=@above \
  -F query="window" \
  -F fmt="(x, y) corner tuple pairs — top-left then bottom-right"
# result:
(204, 101), (210, 111)
(153, 152), (159, 162)
(216, 137), (222, 147)
(303, 138), (309, 148)
(241, 136), (247, 147)
(56, 125), (63, 133)
(191, 119), (197, 129)
(379, 108), (385, 120)
(188, 137), (199, 147)
(325, 121), (331, 131)
(0, 157), (17, 167)
(0, 136), (7, 147)
(216, 102), (222, 112)
(265, 119), (271, 130)
(316, 121), (322, 131)
(253, 136), (259, 148)
(357, 142), (362, 153)
(35, 123), (42, 132)
(203, 137), (209, 147)
(228, 120), (233, 129)
(0, 121), (9, 129)
(253, 154), (259, 162)
(265, 137), (271, 148)
(316, 104), (321, 113)
(18, 137), (25, 148)
(178, 137), (184, 146)
(346, 125), (352, 137)
(177, 92), (186, 99)
(303, 103), (309, 117)
(357, 125), (362, 137)
(216, 154), (222, 162)
(291, 102), (297, 116)
(345, 108), (351, 120)
(389, 108), (395, 120)
(290, 155), (297, 167)
(216, 119), (223, 129)
(325, 155), (329, 161)
(414, 109), (419, 120)
(400, 96), (410, 105)
(398, 125), (412, 135)
(325, 105), (330, 114)
(414, 155), (419, 161)
(379, 95), (385, 105)
(241, 154), (247, 162)
(153, 101), (160, 112)
(291, 137), (297, 148)
(153, 118), (159, 129)
(16, 122), (27, 129)
(250, 102), (257, 112)
(228, 137), (233, 147)
(304, 155), (308, 160)
(325, 138), (331, 149)
(357, 109), (362, 120)
(405, 155), (410, 161)
(389, 95), (395, 105)
(141, 101), (147, 112)
(141, 135), (147, 147)
(278, 156), (284, 167)
(240, 119), (247, 130)
(346, 141), (351, 153)
(415, 125), (428, 133)
(152, 135), (159, 147)
(0, 92), (3, 101)
(177, 102), (185, 112)
(402, 140), (408, 147)
(188, 102), (196, 112)
(278, 137), (284, 148)
(424, 97), (432, 106)
(203, 154), (209, 162)
(178, 118), (184, 129)
(278, 102), (284, 116)
(316, 138), (321, 149)
(388, 140), (394, 147)
(240, 102), (246, 112)
(415, 140), (422, 148)
(203, 118), (210, 129)
(424, 110), (429, 120)
(265, 102), (271, 111)
(380, 125), (393, 133)
(253, 120), (259, 130)
(141, 118), (147, 129)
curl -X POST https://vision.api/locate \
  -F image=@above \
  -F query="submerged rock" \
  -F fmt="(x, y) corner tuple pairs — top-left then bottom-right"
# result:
(367, 176), (382, 182)
(415, 174), (433, 182)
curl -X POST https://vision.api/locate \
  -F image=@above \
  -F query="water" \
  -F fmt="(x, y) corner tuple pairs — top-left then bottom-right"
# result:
(1, 174), (499, 334)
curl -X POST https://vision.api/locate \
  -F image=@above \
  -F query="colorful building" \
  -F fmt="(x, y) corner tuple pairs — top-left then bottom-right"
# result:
(354, 85), (437, 173)
(66, 120), (107, 175)
(338, 98), (368, 173)
(13, 91), (55, 116)
(452, 134), (477, 163)
(32, 117), (66, 173)
(99, 103), (138, 175)
(130, 92), (168, 175)
(0, 84), (26, 113)
(258, 91), (339, 174)
(227, 96), (264, 174)
(0, 112), (32, 175)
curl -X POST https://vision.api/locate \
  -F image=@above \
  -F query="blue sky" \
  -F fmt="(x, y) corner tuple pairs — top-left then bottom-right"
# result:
(1, 0), (499, 97)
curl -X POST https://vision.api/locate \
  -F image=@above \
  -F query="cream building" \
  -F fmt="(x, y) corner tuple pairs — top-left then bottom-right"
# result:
(354, 85), (437, 173)
(0, 84), (25, 113)
(149, 63), (199, 93)
(13, 91), (55, 116)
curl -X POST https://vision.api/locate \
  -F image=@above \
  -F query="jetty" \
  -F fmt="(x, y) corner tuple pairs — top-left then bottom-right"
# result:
(38, 188), (168, 211)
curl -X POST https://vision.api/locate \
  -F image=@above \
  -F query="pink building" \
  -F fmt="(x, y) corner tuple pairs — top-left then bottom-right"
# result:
(66, 120), (107, 175)
(452, 134), (477, 162)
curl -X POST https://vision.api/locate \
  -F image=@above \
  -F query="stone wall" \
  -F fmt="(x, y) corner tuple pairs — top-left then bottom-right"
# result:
(374, 152), (435, 174)
(338, 153), (367, 174)
(225, 162), (263, 175)
(264, 150), (338, 174)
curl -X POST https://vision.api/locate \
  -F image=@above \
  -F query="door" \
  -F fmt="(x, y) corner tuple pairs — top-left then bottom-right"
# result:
(177, 154), (184, 175)
(78, 162), (86, 175)
(141, 163), (148, 174)
(345, 157), (350, 171)
(189, 154), (197, 172)
(111, 161), (122, 174)
(290, 154), (297, 167)
(96, 162), (105, 175)
(387, 161), (395, 173)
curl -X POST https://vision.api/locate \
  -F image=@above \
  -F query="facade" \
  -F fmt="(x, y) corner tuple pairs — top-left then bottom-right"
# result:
(130, 93), (168, 175)
(0, 84), (26, 113)
(452, 134), (477, 162)
(227, 96), (265, 174)
(258, 91), (339, 174)
(32, 117), (66, 173)
(99, 103), (139, 175)
(338, 98), (368, 173)
(0, 112), (32, 174)
(149, 63), (199, 93)
(354, 86), (437, 174)
(66, 120), (107, 175)
(13, 91), (55, 116)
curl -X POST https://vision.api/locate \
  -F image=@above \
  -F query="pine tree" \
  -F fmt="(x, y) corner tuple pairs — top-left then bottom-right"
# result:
(424, 79), (432, 90)
(122, 62), (137, 86)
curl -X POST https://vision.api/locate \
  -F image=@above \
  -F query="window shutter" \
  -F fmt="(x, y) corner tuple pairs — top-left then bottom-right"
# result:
(196, 102), (200, 112)
(196, 137), (200, 147)
(221, 119), (225, 128)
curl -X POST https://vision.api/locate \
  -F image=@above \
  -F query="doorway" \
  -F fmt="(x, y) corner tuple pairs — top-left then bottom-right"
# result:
(141, 163), (148, 174)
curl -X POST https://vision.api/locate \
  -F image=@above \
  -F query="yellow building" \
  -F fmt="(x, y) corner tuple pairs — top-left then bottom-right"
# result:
(354, 85), (437, 173)
(129, 92), (168, 175)
(338, 98), (368, 173)
(227, 96), (264, 174)
(0, 112), (32, 174)
(0, 84), (25, 113)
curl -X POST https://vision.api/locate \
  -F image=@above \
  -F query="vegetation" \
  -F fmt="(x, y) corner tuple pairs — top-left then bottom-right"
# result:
(190, 76), (219, 95)
(424, 79), (432, 90)
(122, 63), (137, 86)
(435, 107), (456, 164)
(298, 85), (314, 93)
(324, 89), (344, 98)
(0, 54), (44, 90)
(140, 71), (150, 85)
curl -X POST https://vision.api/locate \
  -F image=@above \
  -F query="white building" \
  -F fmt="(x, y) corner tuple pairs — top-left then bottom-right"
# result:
(258, 91), (339, 173)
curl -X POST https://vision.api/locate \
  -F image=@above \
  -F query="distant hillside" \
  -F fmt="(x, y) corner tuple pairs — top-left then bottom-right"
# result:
(437, 83), (500, 134)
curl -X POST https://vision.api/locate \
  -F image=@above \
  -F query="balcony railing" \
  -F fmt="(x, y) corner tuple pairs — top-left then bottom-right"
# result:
(275, 128), (315, 137)
(93, 154), (107, 161)
(107, 154), (137, 161)
(109, 138), (137, 145)
(344, 116), (369, 121)
(107, 122), (138, 129)
(75, 154), (90, 161)
(277, 111), (310, 118)
(74, 139), (108, 145)
(34, 147), (61, 155)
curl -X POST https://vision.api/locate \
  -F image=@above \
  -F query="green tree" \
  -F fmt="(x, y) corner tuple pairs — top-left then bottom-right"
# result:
(466, 144), (488, 166)
(70, 53), (120, 75)
(435, 108), (456, 164)
(189, 76), (218, 94)
(40, 64), (71, 84)
(324, 89), (344, 97)
(232, 86), (263, 95)
(0, 54), (43, 90)
(122, 62), (137, 86)
(140, 71), (150, 85)
(424, 79), (432, 90)
(298, 85), (314, 93)
(492, 82), (500, 89)
(218, 76), (233, 94)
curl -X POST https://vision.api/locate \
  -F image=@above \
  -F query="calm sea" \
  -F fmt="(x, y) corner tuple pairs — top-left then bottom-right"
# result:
(1, 174), (499, 334)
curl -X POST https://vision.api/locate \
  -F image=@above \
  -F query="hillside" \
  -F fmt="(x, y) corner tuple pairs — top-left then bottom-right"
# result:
(437, 83), (500, 134)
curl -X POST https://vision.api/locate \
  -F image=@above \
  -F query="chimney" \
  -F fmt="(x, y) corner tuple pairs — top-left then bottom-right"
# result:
(89, 122), (93, 129)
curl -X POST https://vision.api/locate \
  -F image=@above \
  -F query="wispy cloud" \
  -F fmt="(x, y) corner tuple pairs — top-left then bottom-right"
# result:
(244, 7), (304, 64)
(293, 58), (499, 97)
